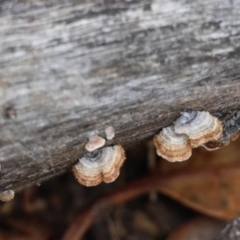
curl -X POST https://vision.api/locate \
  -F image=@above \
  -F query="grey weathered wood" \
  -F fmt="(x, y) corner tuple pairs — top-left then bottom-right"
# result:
(1, 0), (240, 191)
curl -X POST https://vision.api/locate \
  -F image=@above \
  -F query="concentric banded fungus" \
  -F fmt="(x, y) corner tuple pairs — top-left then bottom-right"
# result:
(73, 145), (126, 186)
(105, 126), (115, 140)
(85, 132), (106, 152)
(174, 111), (223, 147)
(153, 126), (192, 162)
(0, 190), (15, 202)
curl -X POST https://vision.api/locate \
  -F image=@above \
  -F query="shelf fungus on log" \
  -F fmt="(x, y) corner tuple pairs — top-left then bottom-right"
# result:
(153, 126), (192, 162)
(72, 145), (126, 187)
(0, 190), (15, 202)
(174, 111), (223, 147)
(85, 132), (106, 152)
(154, 111), (223, 162)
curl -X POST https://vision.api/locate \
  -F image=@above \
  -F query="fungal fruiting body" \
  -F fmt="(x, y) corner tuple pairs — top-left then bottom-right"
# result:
(105, 126), (115, 140)
(174, 111), (223, 147)
(73, 145), (126, 187)
(0, 190), (14, 202)
(85, 132), (106, 152)
(153, 126), (192, 162)
(154, 111), (223, 162)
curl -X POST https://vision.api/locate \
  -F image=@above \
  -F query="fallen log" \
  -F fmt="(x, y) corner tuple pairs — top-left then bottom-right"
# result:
(1, 0), (240, 191)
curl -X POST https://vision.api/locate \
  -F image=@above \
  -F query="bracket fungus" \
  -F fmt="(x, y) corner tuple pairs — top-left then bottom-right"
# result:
(154, 111), (223, 162)
(0, 190), (15, 202)
(73, 145), (126, 187)
(174, 111), (223, 147)
(85, 132), (106, 152)
(153, 126), (192, 162)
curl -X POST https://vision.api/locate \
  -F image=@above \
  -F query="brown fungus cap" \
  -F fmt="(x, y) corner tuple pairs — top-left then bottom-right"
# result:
(0, 190), (15, 202)
(73, 145), (126, 187)
(153, 126), (192, 162)
(174, 111), (223, 148)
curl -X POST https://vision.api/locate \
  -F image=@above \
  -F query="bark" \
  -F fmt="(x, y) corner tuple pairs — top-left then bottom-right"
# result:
(0, 0), (240, 191)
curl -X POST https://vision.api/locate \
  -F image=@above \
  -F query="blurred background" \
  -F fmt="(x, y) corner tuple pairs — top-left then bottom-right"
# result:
(1, 136), (240, 240)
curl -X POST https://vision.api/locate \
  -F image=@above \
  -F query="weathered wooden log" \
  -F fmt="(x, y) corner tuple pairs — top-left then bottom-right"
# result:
(1, 0), (240, 191)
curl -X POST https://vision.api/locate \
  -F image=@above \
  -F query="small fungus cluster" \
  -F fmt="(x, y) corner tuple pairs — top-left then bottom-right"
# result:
(153, 111), (223, 162)
(0, 190), (15, 202)
(73, 127), (126, 187)
(73, 145), (125, 186)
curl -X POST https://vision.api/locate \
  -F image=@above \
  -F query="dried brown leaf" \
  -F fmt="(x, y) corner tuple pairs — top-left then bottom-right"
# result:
(166, 217), (226, 240)
(63, 163), (240, 239)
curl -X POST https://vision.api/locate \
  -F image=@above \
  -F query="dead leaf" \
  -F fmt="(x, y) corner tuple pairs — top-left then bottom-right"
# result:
(63, 163), (240, 239)
(166, 217), (226, 240)
(5, 218), (51, 240)
(158, 164), (240, 220)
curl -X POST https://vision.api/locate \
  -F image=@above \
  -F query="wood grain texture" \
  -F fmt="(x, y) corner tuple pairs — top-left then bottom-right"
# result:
(1, 0), (240, 191)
